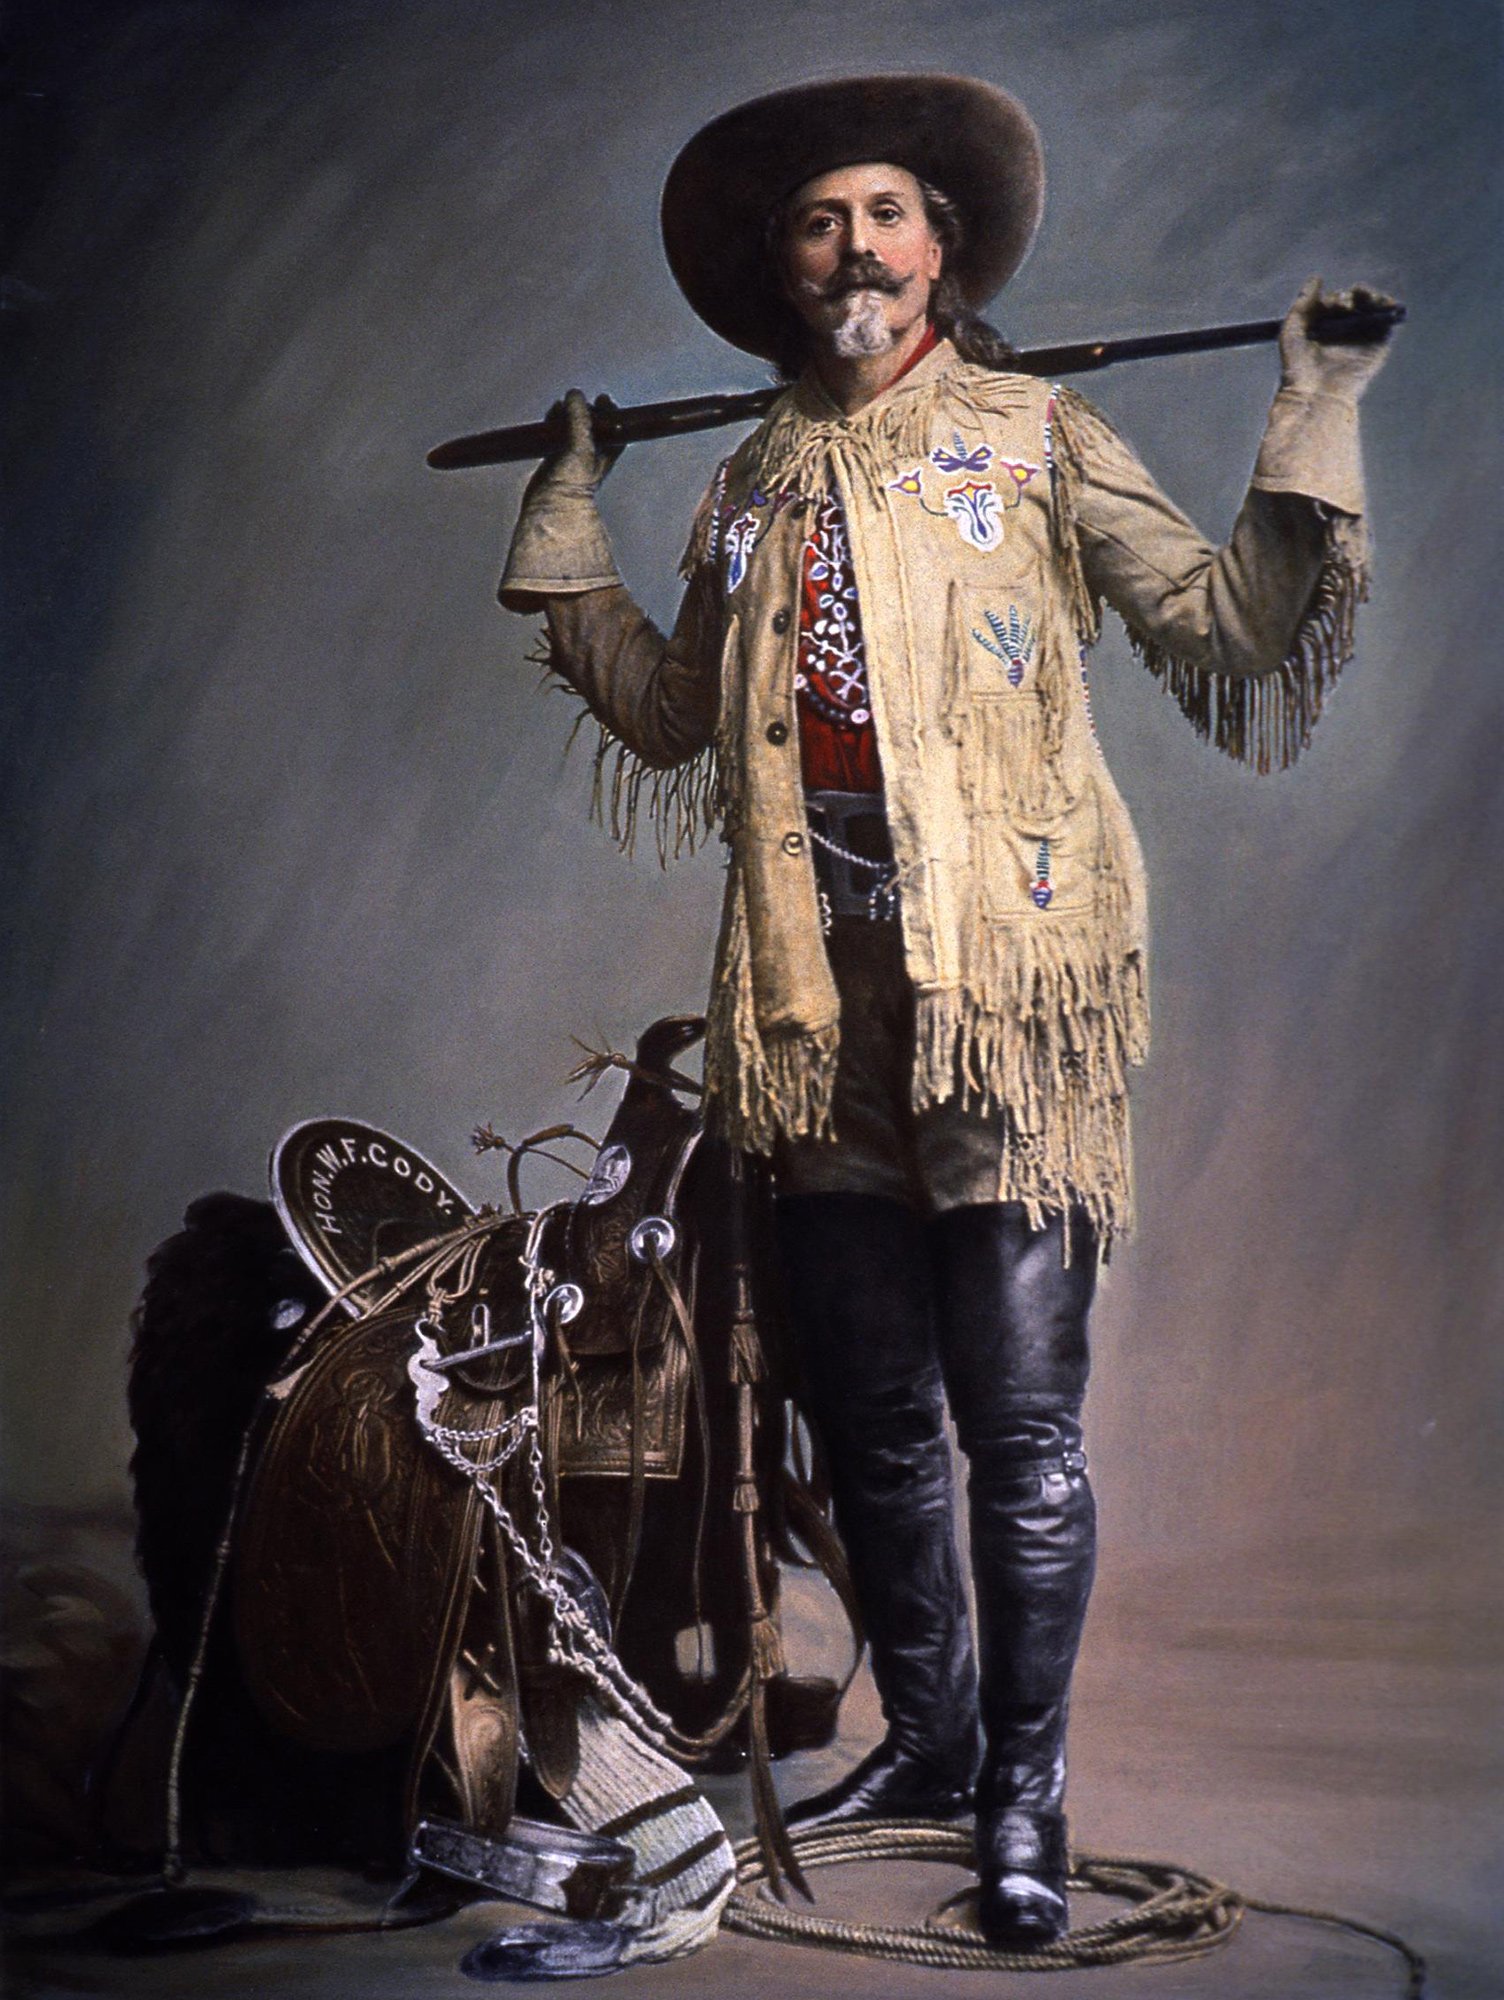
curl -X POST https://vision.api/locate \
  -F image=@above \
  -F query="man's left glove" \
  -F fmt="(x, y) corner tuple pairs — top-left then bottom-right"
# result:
(499, 389), (624, 612)
(1254, 277), (1397, 517)
(1278, 276), (1398, 405)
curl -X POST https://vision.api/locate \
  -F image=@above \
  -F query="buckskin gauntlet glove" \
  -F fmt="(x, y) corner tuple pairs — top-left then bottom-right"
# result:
(499, 388), (622, 611)
(1253, 275), (1395, 520)
(1279, 274), (1397, 405)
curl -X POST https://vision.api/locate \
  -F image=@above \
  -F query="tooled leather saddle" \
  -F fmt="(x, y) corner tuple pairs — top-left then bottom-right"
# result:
(128, 1016), (857, 1901)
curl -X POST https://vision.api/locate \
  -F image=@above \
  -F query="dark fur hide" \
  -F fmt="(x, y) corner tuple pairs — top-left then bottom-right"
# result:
(127, 1192), (325, 1681)
(127, 1193), (404, 1865)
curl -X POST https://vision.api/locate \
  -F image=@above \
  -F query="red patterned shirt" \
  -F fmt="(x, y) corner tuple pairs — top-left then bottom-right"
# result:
(796, 490), (881, 792)
(795, 324), (938, 794)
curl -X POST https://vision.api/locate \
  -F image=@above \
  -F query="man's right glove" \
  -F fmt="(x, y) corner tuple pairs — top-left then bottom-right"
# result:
(499, 389), (623, 612)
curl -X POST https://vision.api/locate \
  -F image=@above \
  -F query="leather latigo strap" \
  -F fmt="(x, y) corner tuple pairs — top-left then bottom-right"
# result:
(540, 1020), (711, 1646)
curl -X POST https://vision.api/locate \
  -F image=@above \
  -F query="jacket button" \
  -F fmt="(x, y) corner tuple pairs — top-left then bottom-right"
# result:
(766, 719), (789, 745)
(771, 608), (791, 634)
(781, 831), (804, 855)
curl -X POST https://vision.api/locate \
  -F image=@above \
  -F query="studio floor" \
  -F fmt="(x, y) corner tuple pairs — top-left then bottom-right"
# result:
(3, 1515), (1498, 2000)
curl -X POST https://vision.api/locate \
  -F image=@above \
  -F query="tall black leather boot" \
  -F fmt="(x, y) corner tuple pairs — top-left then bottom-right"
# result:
(930, 1201), (1098, 1949)
(776, 1194), (980, 1829)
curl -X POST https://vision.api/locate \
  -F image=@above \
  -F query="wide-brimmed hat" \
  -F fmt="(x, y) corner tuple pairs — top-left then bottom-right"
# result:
(660, 74), (1045, 360)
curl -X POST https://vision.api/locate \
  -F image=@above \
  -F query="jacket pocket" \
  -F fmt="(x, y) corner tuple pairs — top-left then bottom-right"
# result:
(955, 569), (1046, 702)
(946, 574), (1079, 823)
(977, 790), (1103, 920)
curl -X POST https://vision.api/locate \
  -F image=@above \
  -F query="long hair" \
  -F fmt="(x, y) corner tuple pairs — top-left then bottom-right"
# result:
(763, 177), (1017, 381)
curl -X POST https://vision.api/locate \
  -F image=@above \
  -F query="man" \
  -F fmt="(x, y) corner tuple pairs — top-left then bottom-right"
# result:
(497, 75), (1392, 1947)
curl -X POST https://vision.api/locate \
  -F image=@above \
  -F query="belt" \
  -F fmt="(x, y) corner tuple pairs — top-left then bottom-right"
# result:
(805, 790), (899, 924)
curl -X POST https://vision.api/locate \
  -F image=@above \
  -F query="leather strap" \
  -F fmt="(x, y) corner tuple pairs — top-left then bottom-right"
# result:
(776, 1469), (865, 1698)
(646, 1243), (712, 1654)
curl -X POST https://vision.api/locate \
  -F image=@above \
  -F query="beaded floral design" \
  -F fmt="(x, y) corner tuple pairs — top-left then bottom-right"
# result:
(723, 509), (761, 591)
(721, 485), (804, 591)
(943, 480), (1003, 551)
(972, 605), (1036, 688)
(885, 434), (1037, 554)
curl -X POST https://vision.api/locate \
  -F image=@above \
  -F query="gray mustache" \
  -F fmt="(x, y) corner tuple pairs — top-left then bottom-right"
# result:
(792, 256), (907, 304)
(823, 257), (906, 298)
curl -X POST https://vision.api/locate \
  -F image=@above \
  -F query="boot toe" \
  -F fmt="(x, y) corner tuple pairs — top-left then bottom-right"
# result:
(977, 1872), (1067, 1949)
(976, 1806), (1069, 1949)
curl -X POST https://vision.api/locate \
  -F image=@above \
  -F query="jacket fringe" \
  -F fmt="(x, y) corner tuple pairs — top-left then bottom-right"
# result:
(704, 885), (838, 1155)
(706, 886), (1145, 1242)
(528, 632), (718, 864)
(746, 372), (1032, 508)
(590, 728), (720, 862)
(913, 922), (1147, 1244)
(943, 920), (1151, 1112)
(1127, 510), (1368, 772)
(1044, 386), (1111, 652)
(1050, 385), (1369, 773)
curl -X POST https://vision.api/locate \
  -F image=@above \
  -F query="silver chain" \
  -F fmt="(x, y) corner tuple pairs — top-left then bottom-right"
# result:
(806, 818), (897, 877)
(426, 1403), (535, 1449)
(806, 818), (899, 923)
(411, 1205), (681, 1747)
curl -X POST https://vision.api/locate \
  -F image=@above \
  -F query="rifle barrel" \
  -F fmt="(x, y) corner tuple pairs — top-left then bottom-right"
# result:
(426, 302), (1402, 471)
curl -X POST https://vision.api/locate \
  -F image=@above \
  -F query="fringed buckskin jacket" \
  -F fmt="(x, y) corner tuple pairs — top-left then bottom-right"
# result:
(501, 339), (1367, 1240)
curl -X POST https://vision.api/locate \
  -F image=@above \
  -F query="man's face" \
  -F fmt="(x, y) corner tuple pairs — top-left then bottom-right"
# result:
(780, 161), (943, 361)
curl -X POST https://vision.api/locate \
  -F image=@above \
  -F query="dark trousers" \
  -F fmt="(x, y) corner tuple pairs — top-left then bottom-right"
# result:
(773, 916), (1099, 1810)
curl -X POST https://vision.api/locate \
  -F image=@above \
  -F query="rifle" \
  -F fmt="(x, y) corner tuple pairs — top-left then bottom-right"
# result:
(425, 300), (1402, 472)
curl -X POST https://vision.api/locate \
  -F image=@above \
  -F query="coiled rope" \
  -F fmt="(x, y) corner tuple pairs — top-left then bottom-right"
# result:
(724, 1820), (1427, 1996)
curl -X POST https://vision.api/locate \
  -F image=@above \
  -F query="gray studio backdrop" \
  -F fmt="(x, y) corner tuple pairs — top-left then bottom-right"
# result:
(3, 0), (1500, 1583)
